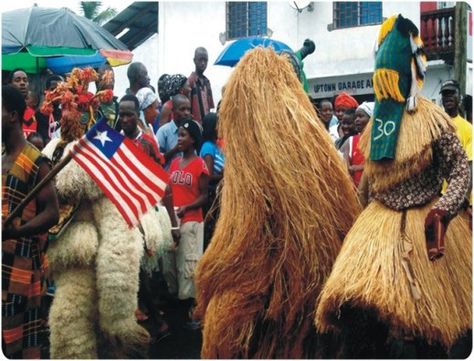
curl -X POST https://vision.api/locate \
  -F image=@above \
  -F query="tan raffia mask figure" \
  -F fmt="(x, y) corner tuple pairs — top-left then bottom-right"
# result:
(194, 47), (361, 358)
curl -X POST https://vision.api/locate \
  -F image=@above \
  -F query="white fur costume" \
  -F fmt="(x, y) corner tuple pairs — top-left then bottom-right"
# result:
(43, 138), (167, 358)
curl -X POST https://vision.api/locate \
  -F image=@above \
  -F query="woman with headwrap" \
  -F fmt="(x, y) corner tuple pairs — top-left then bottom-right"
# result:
(330, 91), (359, 141)
(157, 74), (191, 127)
(315, 15), (471, 358)
(136, 87), (159, 125)
(340, 101), (374, 186)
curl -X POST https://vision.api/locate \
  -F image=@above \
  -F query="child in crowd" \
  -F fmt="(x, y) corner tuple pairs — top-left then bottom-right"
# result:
(22, 90), (39, 138)
(336, 108), (357, 150)
(168, 120), (209, 329)
(341, 102), (374, 186)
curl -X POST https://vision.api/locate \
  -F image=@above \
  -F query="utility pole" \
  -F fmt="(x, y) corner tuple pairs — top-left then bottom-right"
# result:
(454, 2), (467, 98)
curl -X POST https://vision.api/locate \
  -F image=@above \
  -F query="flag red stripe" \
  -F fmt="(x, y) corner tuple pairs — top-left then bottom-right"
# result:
(79, 137), (165, 207)
(123, 137), (167, 176)
(114, 150), (165, 199)
(115, 148), (166, 197)
(107, 149), (159, 206)
(74, 146), (143, 219)
(73, 138), (143, 222)
(112, 154), (160, 205)
(69, 126), (169, 228)
(121, 138), (169, 188)
(80, 142), (150, 214)
(72, 153), (136, 227)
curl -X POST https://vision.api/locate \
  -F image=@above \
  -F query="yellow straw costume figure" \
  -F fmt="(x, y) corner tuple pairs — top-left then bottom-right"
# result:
(194, 47), (361, 358)
(315, 15), (471, 357)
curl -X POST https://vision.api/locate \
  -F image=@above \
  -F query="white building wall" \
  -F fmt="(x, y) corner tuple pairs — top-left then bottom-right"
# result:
(157, 1), (230, 104)
(293, 2), (420, 79)
(114, 34), (160, 98)
(113, 1), (450, 105)
(115, 1), (299, 105)
(423, 62), (453, 103)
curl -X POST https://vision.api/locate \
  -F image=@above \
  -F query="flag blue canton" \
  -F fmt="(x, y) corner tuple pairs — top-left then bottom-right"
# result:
(85, 118), (124, 159)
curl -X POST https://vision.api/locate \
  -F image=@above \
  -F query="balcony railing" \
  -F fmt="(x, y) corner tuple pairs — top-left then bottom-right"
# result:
(420, 7), (455, 64)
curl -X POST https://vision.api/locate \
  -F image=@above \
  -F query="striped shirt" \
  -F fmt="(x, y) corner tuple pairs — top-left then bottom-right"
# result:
(2, 142), (50, 359)
(188, 72), (214, 123)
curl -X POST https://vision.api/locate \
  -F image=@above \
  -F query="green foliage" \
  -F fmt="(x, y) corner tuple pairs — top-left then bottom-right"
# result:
(79, 1), (117, 25)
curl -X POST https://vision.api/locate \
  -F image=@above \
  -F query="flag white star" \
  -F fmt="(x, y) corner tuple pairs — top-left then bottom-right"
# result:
(93, 130), (112, 146)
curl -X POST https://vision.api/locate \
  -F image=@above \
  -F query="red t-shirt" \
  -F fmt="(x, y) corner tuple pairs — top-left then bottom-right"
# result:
(169, 156), (209, 224)
(350, 134), (365, 187)
(22, 107), (37, 138)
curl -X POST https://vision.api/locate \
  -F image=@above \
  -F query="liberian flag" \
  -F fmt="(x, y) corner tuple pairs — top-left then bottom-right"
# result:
(70, 118), (168, 227)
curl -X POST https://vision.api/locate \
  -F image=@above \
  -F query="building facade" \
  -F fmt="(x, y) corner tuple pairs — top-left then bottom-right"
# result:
(113, 1), (470, 109)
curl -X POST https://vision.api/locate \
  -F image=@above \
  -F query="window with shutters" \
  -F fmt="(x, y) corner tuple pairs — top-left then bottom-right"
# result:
(226, 2), (267, 39)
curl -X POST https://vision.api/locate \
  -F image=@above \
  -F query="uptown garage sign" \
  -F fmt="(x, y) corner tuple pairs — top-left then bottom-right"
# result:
(309, 73), (375, 98)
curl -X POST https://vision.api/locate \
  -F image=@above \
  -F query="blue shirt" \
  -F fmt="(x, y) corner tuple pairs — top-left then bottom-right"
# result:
(156, 120), (179, 169)
(199, 141), (224, 176)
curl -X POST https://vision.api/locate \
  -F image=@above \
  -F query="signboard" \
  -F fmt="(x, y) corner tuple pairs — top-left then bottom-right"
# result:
(308, 73), (375, 99)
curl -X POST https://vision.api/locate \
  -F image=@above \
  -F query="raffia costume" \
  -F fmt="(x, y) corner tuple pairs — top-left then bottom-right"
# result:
(40, 68), (167, 358)
(194, 48), (361, 358)
(315, 15), (472, 352)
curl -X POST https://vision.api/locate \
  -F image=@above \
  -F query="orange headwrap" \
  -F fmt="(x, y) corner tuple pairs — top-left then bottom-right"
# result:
(334, 92), (359, 109)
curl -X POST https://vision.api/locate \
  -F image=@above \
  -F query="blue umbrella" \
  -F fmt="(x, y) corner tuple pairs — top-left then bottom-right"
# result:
(215, 36), (293, 67)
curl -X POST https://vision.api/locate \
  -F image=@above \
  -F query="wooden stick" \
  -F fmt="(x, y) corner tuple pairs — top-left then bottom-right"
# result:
(3, 151), (73, 228)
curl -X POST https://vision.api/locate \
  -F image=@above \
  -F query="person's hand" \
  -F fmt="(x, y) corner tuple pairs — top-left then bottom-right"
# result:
(171, 227), (181, 251)
(303, 39), (316, 54)
(2, 222), (20, 240)
(145, 247), (155, 257)
(424, 208), (448, 261)
(176, 206), (188, 218)
(171, 228), (180, 249)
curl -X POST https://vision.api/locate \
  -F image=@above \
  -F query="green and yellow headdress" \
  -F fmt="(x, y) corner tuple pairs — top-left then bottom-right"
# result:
(370, 14), (427, 161)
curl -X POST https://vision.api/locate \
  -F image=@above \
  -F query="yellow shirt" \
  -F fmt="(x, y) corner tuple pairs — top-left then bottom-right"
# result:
(452, 115), (472, 160)
(442, 114), (472, 204)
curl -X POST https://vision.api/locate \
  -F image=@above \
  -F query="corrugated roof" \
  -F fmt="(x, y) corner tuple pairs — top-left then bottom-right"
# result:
(103, 2), (158, 51)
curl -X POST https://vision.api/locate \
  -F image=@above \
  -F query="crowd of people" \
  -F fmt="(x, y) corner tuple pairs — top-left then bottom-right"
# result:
(2, 45), (223, 358)
(1, 13), (472, 359)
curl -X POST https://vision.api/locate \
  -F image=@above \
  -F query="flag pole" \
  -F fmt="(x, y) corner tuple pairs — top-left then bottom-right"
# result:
(3, 151), (73, 228)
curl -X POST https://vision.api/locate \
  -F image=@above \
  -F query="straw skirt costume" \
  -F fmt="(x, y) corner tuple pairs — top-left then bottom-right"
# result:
(315, 14), (471, 351)
(315, 98), (471, 349)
